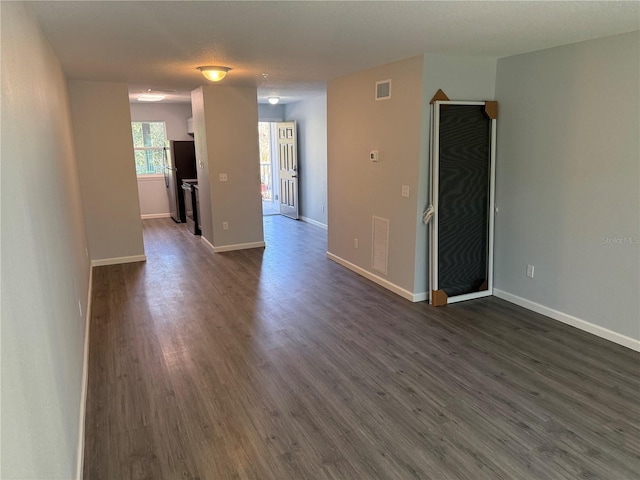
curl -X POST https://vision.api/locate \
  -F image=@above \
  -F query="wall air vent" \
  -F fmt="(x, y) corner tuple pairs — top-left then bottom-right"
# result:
(375, 79), (391, 101)
(372, 216), (389, 275)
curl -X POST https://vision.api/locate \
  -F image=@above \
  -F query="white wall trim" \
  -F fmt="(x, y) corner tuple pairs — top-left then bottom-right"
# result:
(75, 266), (93, 480)
(213, 241), (266, 253)
(494, 289), (640, 352)
(136, 174), (165, 182)
(300, 216), (328, 230)
(201, 235), (215, 252)
(141, 213), (171, 219)
(413, 291), (428, 302)
(91, 254), (147, 267)
(327, 252), (425, 302)
(201, 236), (265, 253)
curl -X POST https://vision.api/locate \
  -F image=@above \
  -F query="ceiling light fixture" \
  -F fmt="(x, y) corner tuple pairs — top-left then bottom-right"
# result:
(137, 92), (165, 102)
(267, 97), (280, 105)
(198, 66), (231, 82)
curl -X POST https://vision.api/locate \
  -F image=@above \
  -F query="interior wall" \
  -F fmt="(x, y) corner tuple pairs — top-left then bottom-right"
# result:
(1, 3), (90, 478)
(415, 54), (498, 293)
(285, 94), (328, 226)
(191, 87), (212, 239)
(130, 102), (193, 217)
(68, 80), (145, 263)
(494, 32), (639, 340)
(192, 86), (264, 249)
(327, 55), (424, 293)
(130, 102), (193, 140)
(259, 103), (285, 122)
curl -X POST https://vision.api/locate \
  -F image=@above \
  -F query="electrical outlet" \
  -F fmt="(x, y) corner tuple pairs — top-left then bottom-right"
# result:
(354, 238), (359, 249)
(219, 173), (228, 182)
(527, 265), (535, 278)
(223, 222), (229, 230)
(401, 185), (410, 197)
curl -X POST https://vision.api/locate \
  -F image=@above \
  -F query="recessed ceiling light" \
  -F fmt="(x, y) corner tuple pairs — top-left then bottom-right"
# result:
(268, 97), (280, 105)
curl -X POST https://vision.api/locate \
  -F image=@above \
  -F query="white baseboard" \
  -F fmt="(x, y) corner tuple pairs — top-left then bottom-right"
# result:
(141, 213), (171, 219)
(213, 241), (266, 253)
(413, 291), (428, 302)
(91, 254), (147, 267)
(326, 252), (424, 302)
(300, 216), (328, 230)
(201, 235), (215, 252)
(494, 289), (640, 352)
(76, 266), (93, 479)
(201, 236), (266, 253)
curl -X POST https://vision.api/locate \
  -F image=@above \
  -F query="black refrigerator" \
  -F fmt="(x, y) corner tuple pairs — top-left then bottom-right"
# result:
(163, 140), (197, 223)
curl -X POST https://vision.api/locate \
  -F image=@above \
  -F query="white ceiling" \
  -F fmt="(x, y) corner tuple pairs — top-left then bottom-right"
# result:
(30, 1), (639, 104)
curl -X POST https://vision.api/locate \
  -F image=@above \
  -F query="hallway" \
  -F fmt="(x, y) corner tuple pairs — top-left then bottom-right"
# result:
(83, 217), (640, 479)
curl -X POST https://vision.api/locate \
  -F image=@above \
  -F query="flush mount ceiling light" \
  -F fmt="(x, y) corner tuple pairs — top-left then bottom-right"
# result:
(198, 66), (231, 82)
(137, 90), (165, 102)
(267, 96), (280, 105)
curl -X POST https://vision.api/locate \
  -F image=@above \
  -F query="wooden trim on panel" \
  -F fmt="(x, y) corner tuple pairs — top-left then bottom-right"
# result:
(431, 289), (448, 306)
(430, 89), (449, 104)
(484, 101), (498, 119)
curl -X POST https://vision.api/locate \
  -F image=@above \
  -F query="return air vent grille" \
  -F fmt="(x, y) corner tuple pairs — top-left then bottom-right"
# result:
(375, 79), (391, 101)
(372, 216), (389, 275)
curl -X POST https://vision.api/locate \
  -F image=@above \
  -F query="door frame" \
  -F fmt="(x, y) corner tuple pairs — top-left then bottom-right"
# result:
(429, 100), (497, 305)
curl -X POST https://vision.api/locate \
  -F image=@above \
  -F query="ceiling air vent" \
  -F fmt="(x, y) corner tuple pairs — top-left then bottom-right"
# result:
(375, 79), (391, 101)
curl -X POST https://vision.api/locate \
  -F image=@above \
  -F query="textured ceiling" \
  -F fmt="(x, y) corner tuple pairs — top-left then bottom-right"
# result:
(29, 1), (640, 104)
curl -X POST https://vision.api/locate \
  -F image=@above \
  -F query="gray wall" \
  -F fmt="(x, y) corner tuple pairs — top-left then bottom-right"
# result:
(494, 32), (640, 340)
(192, 86), (264, 249)
(259, 103), (285, 122)
(69, 80), (145, 263)
(285, 94), (328, 226)
(130, 102), (193, 141)
(1, 3), (90, 477)
(328, 56), (424, 293)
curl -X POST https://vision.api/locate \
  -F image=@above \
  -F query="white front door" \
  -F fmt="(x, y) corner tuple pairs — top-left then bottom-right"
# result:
(277, 121), (299, 219)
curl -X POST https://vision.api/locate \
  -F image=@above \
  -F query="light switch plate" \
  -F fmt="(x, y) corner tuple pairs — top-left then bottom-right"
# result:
(527, 265), (535, 278)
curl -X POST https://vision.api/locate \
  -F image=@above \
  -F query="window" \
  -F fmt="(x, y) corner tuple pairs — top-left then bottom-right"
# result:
(258, 122), (273, 201)
(131, 121), (167, 175)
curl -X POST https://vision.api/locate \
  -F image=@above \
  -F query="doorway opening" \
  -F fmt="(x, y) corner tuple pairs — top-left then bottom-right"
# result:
(258, 122), (279, 216)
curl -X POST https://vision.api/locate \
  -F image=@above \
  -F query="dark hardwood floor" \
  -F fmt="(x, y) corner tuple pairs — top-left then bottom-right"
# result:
(83, 216), (640, 479)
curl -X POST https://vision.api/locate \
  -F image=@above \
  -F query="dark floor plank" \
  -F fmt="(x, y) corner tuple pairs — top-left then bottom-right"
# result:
(83, 216), (640, 480)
